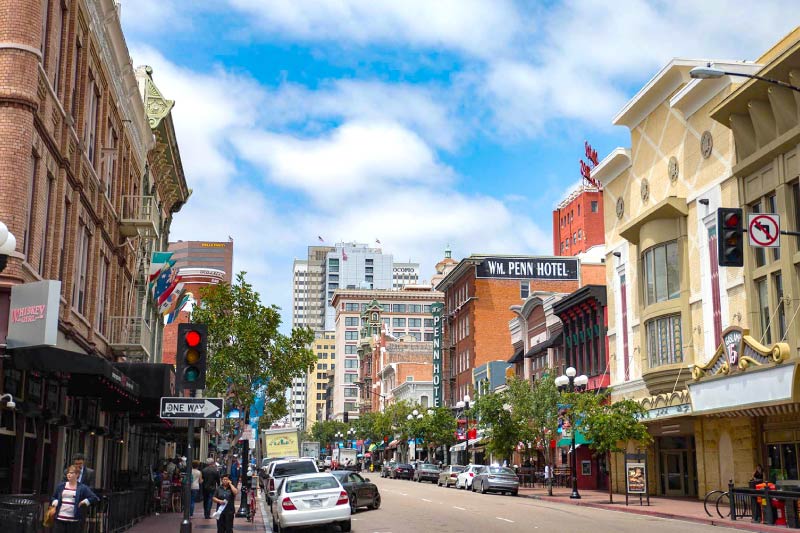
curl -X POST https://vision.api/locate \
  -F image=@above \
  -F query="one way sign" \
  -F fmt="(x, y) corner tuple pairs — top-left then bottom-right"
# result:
(160, 397), (224, 419)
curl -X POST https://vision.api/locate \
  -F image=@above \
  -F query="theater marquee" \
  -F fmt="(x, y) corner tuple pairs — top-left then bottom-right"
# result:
(476, 257), (579, 281)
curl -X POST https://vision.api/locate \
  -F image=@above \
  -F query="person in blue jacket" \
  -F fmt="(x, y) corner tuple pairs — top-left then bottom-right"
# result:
(51, 464), (100, 533)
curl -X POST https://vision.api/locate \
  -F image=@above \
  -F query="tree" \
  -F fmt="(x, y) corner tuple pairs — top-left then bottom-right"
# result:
(309, 420), (347, 450)
(572, 389), (652, 503)
(473, 389), (521, 464)
(418, 406), (457, 460)
(526, 373), (561, 494)
(191, 272), (316, 439)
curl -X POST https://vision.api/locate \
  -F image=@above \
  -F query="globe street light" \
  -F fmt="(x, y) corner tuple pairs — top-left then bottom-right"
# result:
(689, 64), (800, 93)
(0, 222), (17, 273)
(556, 367), (589, 499)
(456, 394), (472, 465)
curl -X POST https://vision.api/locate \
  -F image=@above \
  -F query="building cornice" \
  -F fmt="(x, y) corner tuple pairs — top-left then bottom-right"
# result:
(331, 288), (443, 307)
(591, 148), (631, 187)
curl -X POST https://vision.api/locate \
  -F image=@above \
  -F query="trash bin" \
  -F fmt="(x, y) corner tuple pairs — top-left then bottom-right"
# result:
(0, 495), (43, 533)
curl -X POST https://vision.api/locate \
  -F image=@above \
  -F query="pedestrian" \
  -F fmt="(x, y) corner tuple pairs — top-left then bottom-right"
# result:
(202, 457), (221, 519)
(212, 474), (239, 533)
(51, 464), (100, 533)
(229, 456), (240, 486)
(752, 464), (765, 484)
(166, 458), (178, 480)
(63, 453), (95, 487)
(190, 460), (203, 517)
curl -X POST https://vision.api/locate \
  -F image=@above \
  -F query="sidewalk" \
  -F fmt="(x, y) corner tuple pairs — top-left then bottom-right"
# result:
(517, 486), (790, 533)
(127, 497), (269, 533)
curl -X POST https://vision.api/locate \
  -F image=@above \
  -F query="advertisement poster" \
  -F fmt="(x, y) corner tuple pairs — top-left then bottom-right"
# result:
(626, 462), (646, 494)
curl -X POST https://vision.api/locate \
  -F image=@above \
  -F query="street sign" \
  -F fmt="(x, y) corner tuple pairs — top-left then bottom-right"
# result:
(748, 213), (780, 248)
(160, 397), (223, 419)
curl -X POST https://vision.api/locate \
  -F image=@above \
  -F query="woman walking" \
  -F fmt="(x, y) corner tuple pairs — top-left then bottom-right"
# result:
(51, 465), (100, 532)
(212, 474), (239, 533)
(190, 460), (203, 517)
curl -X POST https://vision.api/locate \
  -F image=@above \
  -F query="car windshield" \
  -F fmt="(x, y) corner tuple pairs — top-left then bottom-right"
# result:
(285, 477), (339, 493)
(488, 467), (517, 475)
(330, 471), (348, 480)
(397, 464), (412, 468)
(450, 466), (465, 472)
(273, 462), (317, 477)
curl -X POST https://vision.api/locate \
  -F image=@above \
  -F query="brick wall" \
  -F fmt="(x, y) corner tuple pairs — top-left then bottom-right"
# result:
(553, 190), (605, 256)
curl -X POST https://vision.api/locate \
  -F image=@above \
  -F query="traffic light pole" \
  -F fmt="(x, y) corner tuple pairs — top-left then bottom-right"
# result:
(180, 417), (195, 533)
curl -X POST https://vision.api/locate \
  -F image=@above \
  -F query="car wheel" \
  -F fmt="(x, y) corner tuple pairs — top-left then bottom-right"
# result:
(339, 520), (352, 532)
(349, 493), (358, 514)
(370, 494), (381, 510)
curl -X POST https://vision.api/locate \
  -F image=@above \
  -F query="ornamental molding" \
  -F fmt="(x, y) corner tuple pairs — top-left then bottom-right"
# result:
(638, 390), (691, 410)
(691, 326), (790, 381)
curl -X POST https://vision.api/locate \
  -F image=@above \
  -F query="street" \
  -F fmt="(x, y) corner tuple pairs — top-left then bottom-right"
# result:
(263, 476), (749, 533)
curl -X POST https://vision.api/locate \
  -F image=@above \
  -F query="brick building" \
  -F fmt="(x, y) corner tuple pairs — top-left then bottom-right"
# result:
(552, 184), (605, 256)
(0, 0), (188, 495)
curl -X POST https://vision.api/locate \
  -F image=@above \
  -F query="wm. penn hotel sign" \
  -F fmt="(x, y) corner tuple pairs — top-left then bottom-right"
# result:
(476, 257), (579, 281)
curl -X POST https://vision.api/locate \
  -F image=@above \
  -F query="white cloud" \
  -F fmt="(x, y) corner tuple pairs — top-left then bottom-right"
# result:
(232, 121), (452, 201)
(226, 0), (524, 59)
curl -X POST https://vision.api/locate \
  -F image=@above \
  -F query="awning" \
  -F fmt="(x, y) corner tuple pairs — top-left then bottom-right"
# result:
(556, 430), (591, 447)
(525, 333), (563, 358)
(688, 363), (797, 416)
(449, 437), (484, 452)
(507, 348), (524, 364)
(113, 363), (174, 399)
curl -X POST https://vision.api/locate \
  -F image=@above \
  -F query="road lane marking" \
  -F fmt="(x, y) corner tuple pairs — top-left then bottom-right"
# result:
(421, 498), (433, 502)
(496, 517), (514, 523)
(399, 492), (408, 496)
(453, 506), (466, 510)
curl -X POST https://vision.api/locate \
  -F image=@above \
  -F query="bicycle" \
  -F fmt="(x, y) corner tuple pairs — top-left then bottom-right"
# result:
(247, 477), (258, 522)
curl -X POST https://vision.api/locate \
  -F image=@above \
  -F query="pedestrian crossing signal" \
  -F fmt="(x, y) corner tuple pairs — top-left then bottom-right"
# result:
(717, 208), (744, 267)
(177, 323), (207, 390)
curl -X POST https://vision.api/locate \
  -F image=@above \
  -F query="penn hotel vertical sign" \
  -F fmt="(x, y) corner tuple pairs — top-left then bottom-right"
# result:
(431, 302), (444, 408)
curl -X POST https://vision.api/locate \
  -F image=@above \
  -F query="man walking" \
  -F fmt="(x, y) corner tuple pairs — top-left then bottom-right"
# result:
(202, 458), (220, 519)
(63, 453), (95, 487)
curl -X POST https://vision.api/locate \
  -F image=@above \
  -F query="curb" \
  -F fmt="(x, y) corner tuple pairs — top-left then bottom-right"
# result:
(518, 493), (785, 533)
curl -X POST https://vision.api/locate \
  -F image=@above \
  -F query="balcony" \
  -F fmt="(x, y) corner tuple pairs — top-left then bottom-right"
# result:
(108, 316), (152, 361)
(120, 195), (159, 238)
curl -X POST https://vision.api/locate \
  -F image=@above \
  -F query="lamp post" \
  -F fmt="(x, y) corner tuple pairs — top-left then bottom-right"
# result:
(455, 394), (471, 465)
(689, 64), (800, 93)
(555, 367), (589, 499)
(334, 431), (343, 469)
(0, 222), (17, 273)
(406, 409), (432, 462)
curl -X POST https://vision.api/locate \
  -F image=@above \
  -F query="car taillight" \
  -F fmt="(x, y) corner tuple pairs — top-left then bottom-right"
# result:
(450, 473), (457, 478)
(469, 473), (474, 477)
(281, 497), (296, 511)
(269, 479), (274, 491)
(336, 491), (349, 505)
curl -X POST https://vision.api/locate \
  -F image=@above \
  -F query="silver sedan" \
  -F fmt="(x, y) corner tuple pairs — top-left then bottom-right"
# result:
(270, 473), (352, 532)
(472, 466), (520, 495)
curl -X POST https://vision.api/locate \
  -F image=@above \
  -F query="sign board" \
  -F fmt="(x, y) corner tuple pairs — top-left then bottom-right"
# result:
(159, 397), (223, 419)
(476, 257), (579, 281)
(635, 403), (692, 421)
(748, 213), (780, 248)
(431, 302), (444, 408)
(7, 280), (61, 348)
(626, 462), (647, 494)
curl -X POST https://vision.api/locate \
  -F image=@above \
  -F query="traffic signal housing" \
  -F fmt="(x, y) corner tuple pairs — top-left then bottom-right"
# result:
(177, 323), (207, 390)
(717, 207), (744, 267)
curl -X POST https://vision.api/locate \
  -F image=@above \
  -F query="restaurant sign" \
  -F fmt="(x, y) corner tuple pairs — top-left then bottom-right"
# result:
(431, 302), (444, 408)
(476, 257), (579, 281)
(7, 280), (61, 349)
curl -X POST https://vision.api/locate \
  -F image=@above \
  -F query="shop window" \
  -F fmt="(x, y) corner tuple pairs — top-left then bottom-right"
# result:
(646, 314), (683, 368)
(756, 278), (772, 344)
(642, 241), (680, 306)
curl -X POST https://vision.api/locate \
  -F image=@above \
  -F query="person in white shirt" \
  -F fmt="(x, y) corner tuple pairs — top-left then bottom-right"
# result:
(190, 460), (203, 517)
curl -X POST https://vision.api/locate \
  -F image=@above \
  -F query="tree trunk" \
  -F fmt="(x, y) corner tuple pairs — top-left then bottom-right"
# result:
(607, 451), (613, 503)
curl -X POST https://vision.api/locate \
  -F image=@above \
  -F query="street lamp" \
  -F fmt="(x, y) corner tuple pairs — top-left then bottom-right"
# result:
(0, 222), (17, 273)
(455, 394), (471, 465)
(555, 367), (589, 500)
(689, 64), (800, 93)
(406, 409), (430, 462)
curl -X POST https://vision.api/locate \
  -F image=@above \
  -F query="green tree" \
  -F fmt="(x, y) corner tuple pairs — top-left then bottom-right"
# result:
(418, 406), (457, 460)
(191, 272), (315, 426)
(572, 389), (652, 503)
(473, 390), (521, 464)
(309, 419), (347, 450)
(527, 373), (561, 494)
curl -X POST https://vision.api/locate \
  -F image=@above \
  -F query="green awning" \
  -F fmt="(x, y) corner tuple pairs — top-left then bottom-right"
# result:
(556, 430), (591, 447)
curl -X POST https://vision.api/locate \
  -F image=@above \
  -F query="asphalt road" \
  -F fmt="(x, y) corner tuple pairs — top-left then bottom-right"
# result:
(264, 475), (751, 533)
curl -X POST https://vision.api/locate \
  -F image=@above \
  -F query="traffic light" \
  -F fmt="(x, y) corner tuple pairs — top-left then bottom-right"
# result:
(176, 323), (207, 390)
(343, 411), (349, 423)
(717, 208), (744, 267)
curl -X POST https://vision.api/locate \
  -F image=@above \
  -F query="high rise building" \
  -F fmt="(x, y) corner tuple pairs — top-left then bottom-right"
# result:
(392, 262), (421, 289)
(168, 240), (234, 283)
(305, 331), (336, 429)
(552, 184), (605, 256)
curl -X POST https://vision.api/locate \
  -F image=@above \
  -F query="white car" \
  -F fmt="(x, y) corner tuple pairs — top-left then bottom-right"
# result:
(455, 464), (485, 490)
(270, 473), (351, 533)
(324, 456), (332, 469)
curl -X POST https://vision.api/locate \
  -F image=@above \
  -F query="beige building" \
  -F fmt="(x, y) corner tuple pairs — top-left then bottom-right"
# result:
(305, 331), (335, 429)
(601, 28), (800, 499)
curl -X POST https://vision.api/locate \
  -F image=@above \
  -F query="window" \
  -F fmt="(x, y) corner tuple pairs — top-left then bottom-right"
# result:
(344, 402), (357, 411)
(382, 317), (390, 329)
(406, 376), (414, 382)
(424, 318), (433, 327)
(52, 2), (64, 94)
(38, 174), (53, 274)
(423, 305), (432, 313)
(344, 388), (358, 398)
(775, 273), (786, 341)
(329, 274), (339, 282)
(345, 303), (359, 311)
(577, 229), (582, 241)
(344, 331), (358, 340)
(793, 182), (800, 235)
(408, 332), (421, 341)
(751, 202), (766, 267)
(344, 359), (358, 369)
(84, 77), (99, 165)
(424, 332), (434, 341)
(408, 318), (422, 328)
(70, 40), (81, 118)
(646, 314), (683, 368)
(591, 201), (598, 213)
(345, 317), (359, 326)
(573, 232), (576, 245)
(40, 0), (50, 55)
(409, 304), (423, 313)
(520, 281), (530, 299)
(24, 153), (38, 258)
(392, 318), (406, 327)
(768, 194), (780, 261)
(365, 275), (373, 283)
(103, 121), (117, 200)
(560, 243), (564, 254)
(577, 204), (581, 216)
(344, 373), (357, 383)
(392, 304), (407, 313)
(95, 257), (108, 334)
(58, 199), (70, 281)
(642, 241), (680, 306)
(72, 226), (90, 315)
(757, 278), (771, 344)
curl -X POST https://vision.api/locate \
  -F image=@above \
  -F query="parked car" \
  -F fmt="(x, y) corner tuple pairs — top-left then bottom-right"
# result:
(380, 461), (396, 478)
(437, 465), (464, 488)
(455, 464), (485, 490)
(330, 470), (381, 512)
(265, 458), (319, 504)
(259, 457), (288, 488)
(412, 463), (440, 483)
(473, 465), (520, 496)
(391, 463), (414, 480)
(269, 473), (351, 533)
(324, 456), (332, 469)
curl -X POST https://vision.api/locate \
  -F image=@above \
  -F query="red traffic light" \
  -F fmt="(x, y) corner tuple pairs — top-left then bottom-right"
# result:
(185, 329), (201, 347)
(723, 212), (740, 227)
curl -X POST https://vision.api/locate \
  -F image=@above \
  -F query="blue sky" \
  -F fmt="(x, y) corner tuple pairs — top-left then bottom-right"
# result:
(119, 1), (796, 325)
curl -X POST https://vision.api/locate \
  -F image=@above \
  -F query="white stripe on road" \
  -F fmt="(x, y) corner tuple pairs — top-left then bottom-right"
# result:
(496, 517), (514, 523)
(421, 498), (433, 502)
(453, 506), (466, 511)
(399, 492), (408, 496)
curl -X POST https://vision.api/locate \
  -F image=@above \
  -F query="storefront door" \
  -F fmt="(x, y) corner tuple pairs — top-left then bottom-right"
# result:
(663, 451), (685, 496)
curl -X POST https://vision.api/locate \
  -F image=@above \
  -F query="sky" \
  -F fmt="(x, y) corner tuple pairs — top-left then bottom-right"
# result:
(119, 1), (796, 328)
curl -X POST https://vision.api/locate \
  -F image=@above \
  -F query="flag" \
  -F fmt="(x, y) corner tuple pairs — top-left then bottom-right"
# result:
(159, 283), (185, 315)
(342, 249), (348, 261)
(148, 252), (173, 283)
(157, 275), (182, 307)
(375, 238), (381, 244)
(318, 236), (324, 242)
(151, 262), (177, 301)
(166, 292), (194, 324)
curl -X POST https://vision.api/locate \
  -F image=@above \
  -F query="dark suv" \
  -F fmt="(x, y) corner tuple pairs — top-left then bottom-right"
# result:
(265, 459), (318, 504)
